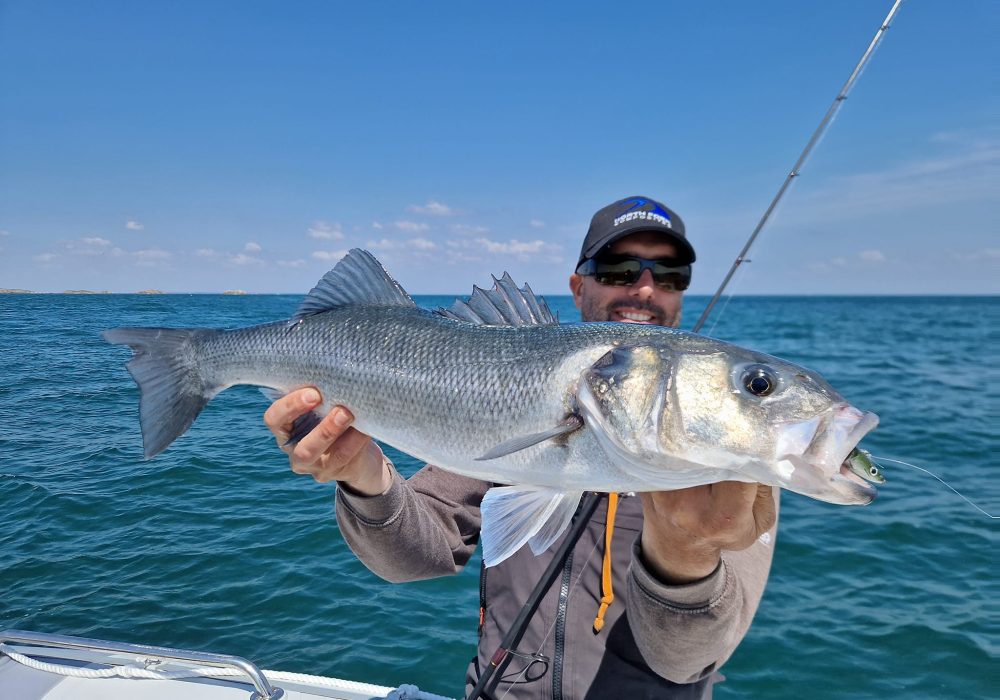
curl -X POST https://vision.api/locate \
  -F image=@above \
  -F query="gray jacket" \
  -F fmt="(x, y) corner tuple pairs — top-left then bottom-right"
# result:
(336, 465), (777, 699)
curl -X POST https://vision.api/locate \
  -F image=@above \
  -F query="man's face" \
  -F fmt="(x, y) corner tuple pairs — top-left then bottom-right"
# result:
(569, 230), (684, 328)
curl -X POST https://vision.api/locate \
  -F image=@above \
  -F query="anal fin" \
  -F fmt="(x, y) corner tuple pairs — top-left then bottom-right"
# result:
(480, 486), (584, 567)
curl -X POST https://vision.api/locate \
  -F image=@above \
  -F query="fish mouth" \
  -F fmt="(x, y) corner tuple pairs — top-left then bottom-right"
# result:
(777, 405), (880, 505)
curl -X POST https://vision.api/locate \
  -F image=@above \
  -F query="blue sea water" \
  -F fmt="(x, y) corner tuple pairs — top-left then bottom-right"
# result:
(0, 293), (996, 699)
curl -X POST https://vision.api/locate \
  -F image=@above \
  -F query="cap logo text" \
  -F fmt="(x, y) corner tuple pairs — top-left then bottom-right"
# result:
(613, 210), (672, 229)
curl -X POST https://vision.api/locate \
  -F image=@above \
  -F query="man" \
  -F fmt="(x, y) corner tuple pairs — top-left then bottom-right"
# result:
(265, 196), (778, 699)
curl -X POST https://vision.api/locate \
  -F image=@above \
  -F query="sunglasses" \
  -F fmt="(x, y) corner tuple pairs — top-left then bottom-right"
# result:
(576, 255), (692, 291)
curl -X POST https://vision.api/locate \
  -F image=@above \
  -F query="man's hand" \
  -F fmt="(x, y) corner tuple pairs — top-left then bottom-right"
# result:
(263, 388), (392, 496)
(639, 483), (776, 585)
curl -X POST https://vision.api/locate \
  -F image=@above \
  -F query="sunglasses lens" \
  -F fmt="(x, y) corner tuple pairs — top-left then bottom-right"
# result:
(652, 262), (691, 291)
(592, 258), (690, 290)
(593, 259), (642, 286)
(653, 272), (690, 291)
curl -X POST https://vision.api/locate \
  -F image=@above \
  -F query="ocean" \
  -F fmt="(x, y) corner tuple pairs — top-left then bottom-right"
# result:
(0, 293), (996, 699)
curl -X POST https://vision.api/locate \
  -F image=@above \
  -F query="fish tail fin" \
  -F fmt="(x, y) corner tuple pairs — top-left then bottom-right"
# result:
(103, 327), (222, 458)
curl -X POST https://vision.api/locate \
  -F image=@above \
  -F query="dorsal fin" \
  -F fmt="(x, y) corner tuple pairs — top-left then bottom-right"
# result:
(293, 249), (416, 321)
(437, 273), (558, 326)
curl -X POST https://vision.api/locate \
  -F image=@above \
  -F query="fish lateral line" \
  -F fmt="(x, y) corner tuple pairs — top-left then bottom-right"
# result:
(870, 455), (997, 519)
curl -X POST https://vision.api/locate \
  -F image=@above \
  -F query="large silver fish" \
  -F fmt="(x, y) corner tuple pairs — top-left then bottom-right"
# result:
(105, 249), (879, 565)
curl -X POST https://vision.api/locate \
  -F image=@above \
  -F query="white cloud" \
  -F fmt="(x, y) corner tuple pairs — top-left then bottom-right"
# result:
(394, 220), (430, 233)
(469, 238), (564, 263)
(410, 237), (437, 250)
(0, 230), (9, 236)
(82, 236), (111, 246)
(312, 249), (349, 261)
(229, 253), (263, 266)
(366, 238), (396, 250)
(34, 253), (57, 263)
(195, 248), (219, 258)
(450, 223), (490, 236)
(126, 220), (144, 231)
(407, 200), (456, 216)
(475, 238), (546, 255)
(529, 219), (545, 229)
(277, 259), (306, 268)
(950, 248), (1000, 263)
(244, 241), (262, 253)
(308, 221), (344, 240)
(132, 249), (171, 269)
(779, 134), (1000, 225)
(134, 249), (171, 260)
(372, 221), (384, 230)
(859, 250), (886, 263)
(444, 249), (483, 264)
(366, 238), (438, 252)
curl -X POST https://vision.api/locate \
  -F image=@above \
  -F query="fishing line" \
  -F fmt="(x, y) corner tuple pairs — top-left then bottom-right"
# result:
(475, 4), (909, 697)
(702, 260), (749, 338)
(870, 455), (998, 519)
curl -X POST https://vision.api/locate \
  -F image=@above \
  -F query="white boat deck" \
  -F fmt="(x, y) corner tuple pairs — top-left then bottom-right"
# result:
(0, 630), (453, 700)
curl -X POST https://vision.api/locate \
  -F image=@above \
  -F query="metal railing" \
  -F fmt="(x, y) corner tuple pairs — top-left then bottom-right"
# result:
(0, 629), (284, 699)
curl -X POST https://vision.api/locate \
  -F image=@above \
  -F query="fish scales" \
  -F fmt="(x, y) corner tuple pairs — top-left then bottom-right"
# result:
(193, 306), (666, 487)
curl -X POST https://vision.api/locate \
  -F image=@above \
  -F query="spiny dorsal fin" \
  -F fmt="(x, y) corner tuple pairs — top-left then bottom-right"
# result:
(437, 272), (558, 326)
(293, 249), (415, 321)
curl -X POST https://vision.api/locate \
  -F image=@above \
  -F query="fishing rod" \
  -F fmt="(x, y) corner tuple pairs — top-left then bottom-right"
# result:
(692, 0), (905, 334)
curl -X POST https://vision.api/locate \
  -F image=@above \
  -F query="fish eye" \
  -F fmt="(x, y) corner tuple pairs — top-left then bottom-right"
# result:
(741, 365), (778, 397)
(869, 466), (879, 476)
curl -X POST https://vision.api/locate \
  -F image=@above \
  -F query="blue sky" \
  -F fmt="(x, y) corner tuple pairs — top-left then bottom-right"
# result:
(1, 1), (996, 295)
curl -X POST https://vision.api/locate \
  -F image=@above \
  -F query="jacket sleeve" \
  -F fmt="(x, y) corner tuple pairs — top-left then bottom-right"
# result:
(335, 463), (488, 583)
(626, 489), (780, 684)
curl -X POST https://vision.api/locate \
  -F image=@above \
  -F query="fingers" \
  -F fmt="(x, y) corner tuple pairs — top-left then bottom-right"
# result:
(642, 481), (768, 551)
(263, 387), (321, 445)
(752, 484), (777, 535)
(262, 389), (388, 492)
(291, 406), (356, 466)
(290, 405), (369, 475)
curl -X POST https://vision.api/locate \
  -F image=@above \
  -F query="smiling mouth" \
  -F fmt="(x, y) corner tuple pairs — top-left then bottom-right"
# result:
(614, 310), (656, 323)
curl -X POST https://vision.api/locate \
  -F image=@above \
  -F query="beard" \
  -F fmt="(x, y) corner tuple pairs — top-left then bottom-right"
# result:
(579, 296), (679, 328)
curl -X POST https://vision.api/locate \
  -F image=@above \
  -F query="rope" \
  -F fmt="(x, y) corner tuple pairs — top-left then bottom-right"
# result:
(592, 492), (620, 632)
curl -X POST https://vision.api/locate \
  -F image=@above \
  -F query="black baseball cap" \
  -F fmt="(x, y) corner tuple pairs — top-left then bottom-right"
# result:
(577, 195), (696, 268)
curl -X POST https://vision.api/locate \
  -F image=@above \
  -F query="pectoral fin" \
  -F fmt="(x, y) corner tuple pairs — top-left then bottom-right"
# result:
(475, 415), (583, 461)
(480, 485), (584, 567)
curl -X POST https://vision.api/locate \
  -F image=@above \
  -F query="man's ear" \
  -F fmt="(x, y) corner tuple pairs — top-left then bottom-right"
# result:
(569, 274), (584, 310)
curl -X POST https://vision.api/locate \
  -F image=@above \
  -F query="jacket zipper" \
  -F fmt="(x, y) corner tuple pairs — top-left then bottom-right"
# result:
(478, 560), (487, 637)
(551, 548), (574, 700)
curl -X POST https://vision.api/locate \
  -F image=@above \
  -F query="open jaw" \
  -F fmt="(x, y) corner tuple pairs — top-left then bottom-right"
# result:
(777, 405), (881, 505)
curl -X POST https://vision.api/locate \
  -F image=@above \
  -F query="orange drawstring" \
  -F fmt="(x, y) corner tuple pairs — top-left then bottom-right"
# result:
(593, 492), (619, 633)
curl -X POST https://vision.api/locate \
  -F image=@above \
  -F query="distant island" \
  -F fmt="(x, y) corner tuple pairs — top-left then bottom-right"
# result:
(63, 290), (112, 295)
(136, 289), (164, 294)
(0, 288), (35, 294)
(223, 289), (248, 295)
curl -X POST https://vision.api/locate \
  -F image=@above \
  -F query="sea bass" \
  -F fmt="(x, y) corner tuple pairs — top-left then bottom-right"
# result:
(104, 249), (880, 566)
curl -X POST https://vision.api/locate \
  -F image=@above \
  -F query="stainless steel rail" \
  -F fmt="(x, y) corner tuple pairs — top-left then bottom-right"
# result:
(0, 629), (284, 699)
